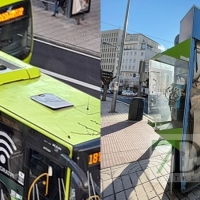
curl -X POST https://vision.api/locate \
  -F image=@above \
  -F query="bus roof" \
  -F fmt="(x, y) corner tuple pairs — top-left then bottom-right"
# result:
(0, 54), (100, 147)
(0, 0), (23, 7)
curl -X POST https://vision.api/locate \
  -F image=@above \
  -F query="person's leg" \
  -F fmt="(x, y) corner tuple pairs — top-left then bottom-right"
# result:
(52, 1), (58, 16)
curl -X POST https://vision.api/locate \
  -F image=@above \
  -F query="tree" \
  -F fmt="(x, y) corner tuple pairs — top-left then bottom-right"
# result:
(101, 69), (115, 101)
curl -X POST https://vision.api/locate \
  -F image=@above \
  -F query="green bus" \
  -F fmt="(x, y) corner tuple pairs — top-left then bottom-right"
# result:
(0, 50), (100, 200)
(0, 0), (33, 63)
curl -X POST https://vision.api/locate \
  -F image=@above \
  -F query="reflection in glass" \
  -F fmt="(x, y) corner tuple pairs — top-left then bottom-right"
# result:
(146, 56), (189, 124)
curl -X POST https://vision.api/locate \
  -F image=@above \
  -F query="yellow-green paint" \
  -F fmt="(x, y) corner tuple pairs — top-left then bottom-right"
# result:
(0, 0), (23, 7)
(0, 51), (98, 200)
(152, 38), (191, 61)
(0, 51), (100, 149)
(156, 128), (183, 150)
(65, 168), (71, 200)
(0, 51), (40, 85)
(148, 121), (182, 150)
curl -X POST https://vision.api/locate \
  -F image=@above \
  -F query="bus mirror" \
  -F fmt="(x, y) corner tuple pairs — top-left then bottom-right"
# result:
(59, 154), (88, 190)
(48, 166), (53, 176)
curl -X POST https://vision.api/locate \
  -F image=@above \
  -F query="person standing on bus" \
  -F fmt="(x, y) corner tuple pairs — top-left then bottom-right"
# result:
(52, 0), (66, 17)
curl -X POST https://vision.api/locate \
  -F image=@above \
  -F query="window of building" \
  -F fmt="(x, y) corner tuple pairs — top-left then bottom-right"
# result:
(134, 52), (137, 55)
(141, 43), (146, 50)
(129, 59), (132, 63)
(127, 52), (129, 56)
(129, 66), (131, 70)
(141, 52), (144, 56)
(126, 59), (128, 63)
(133, 59), (136, 63)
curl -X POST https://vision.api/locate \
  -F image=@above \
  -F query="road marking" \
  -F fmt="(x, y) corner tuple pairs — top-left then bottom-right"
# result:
(39, 68), (100, 91)
(34, 38), (100, 60)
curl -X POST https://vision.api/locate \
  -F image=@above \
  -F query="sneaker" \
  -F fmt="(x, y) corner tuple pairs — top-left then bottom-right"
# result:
(51, 14), (56, 17)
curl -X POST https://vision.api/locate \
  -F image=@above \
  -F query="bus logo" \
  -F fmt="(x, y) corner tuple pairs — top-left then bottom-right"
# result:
(0, 131), (17, 164)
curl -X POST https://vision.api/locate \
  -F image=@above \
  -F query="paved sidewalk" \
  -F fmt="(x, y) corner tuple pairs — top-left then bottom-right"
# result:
(32, 0), (100, 57)
(101, 97), (200, 200)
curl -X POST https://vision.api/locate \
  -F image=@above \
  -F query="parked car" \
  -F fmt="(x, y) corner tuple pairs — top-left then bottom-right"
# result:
(122, 90), (128, 96)
(107, 90), (111, 94)
(122, 90), (137, 97)
(118, 90), (122, 95)
(127, 91), (137, 97)
(109, 90), (114, 94)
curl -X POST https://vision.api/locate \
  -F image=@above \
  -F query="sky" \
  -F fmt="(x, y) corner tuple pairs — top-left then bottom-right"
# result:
(101, 1), (200, 51)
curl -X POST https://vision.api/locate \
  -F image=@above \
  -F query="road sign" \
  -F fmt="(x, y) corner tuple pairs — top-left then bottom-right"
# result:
(101, 70), (113, 79)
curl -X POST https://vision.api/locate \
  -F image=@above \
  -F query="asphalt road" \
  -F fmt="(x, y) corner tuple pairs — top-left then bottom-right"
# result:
(106, 94), (135, 104)
(30, 39), (100, 98)
(106, 94), (148, 113)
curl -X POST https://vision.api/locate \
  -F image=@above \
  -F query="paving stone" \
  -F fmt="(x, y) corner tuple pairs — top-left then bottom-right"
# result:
(143, 181), (157, 199)
(137, 170), (149, 183)
(129, 172), (141, 187)
(157, 163), (169, 176)
(32, 0), (100, 55)
(144, 167), (156, 181)
(103, 195), (115, 200)
(121, 175), (132, 190)
(125, 188), (138, 200)
(159, 193), (169, 200)
(134, 184), (148, 200)
(121, 161), (142, 175)
(150, 179), (164, 195)
(151, 166), (163, 178)
(111, 163), (129, 178)
(102, 179), (114, 197)
(163, 162), (171, 174)
(100, 97), (200, 199)
(158, 177), (170, 191)
(101, 170), (112, 181)
(139, 157), (164, 169)
(151, 197), (160, 200)
(113, 177), (123, 193)
(116, 191), (126, 200)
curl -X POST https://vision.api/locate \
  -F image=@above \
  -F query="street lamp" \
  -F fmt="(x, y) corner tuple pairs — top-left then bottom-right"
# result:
(102, 42), (118, 50)
(106, 0), (131, 113)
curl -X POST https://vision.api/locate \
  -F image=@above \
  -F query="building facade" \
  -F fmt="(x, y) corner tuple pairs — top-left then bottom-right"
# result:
(101, 29), (161, 91)
(101, 29), (123, 75)
(120, 33), (161, 91)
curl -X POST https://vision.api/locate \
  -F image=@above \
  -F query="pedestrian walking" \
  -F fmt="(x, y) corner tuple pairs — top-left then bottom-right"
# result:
(52, 0), (66, 17)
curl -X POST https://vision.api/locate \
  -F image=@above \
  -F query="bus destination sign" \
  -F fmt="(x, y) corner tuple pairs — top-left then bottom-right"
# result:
(0, 7), (24, 23)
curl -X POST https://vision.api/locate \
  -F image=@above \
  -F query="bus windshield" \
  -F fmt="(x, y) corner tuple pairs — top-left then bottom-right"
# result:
(0, 1), (32, 60)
